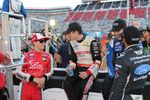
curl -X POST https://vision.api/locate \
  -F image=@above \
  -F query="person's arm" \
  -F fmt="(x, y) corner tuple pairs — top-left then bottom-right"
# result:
(0, 52), (10, 64)
(15, 53), (33, 82)
(54, 45), (63, 64)
(43, 54), (53, 81)
(54, 53), (62, 64)
(65, 43), (77, 75)
(106, 40), (115, 78)
(0, 53), (3, 64)
(109, 58), (129, 100)
(32, 54), (53, 89)
(85, 40), (102, 76)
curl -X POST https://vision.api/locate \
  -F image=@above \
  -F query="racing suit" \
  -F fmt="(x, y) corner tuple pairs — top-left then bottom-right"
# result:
(0, 53), (3, 64)
(63, 35), (101, 100)
(109, 44), (150, 100)
(102, 38), (124, 100)
(15, 50), (53, 100)
(0, 53), (7, 100)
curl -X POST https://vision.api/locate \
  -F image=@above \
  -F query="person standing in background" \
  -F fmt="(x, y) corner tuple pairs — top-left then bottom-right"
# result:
(102, 19), (126, 100)
(54, 31), (70, 68)
(141, 26), (150, 53)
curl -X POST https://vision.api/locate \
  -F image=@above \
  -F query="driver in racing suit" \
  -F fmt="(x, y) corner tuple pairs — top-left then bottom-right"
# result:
(102, 19), (126, 100)
(63, 22), (101, 100)
(15, 33), (53, 100)
(109, 26), (150, 100)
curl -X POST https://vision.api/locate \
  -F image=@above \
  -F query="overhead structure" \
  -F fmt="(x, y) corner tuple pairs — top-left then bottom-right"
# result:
(28, 18), (63, 52)
(0, 11), (26, 100)
(82, 0), (125, 3)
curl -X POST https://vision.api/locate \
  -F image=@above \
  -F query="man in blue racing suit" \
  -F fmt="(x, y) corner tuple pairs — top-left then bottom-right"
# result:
(102, 19), (126, 100)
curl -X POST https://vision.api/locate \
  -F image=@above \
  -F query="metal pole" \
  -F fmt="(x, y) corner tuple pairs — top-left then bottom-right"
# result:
(127, 0), (130, 26)
(51, 28), (64, 44)
(28, 18), (31, 37)
(30, 18), (47, 23)
(45, 22), (49, 52)
(1, 11), (24, 18)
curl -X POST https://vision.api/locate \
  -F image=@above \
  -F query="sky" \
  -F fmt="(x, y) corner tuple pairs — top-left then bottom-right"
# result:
(0, 0), (82, 9)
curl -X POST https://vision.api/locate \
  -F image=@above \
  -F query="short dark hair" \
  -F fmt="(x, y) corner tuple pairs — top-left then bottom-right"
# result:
(111, 19), (126, 32)
(123, 26), (140, 45)
(64, 22), (82, 35)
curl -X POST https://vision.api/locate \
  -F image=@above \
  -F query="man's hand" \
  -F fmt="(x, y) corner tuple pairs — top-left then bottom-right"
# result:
(33, 77), (45, 88)
(54, 53), (62, 64)
(2, 53), (10, 65)
(79, 72), (88, 79)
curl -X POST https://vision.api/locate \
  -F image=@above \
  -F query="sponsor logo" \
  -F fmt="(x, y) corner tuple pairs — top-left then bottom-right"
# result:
(115, 64), (122, 68)
(134, 50), (143, 55)
(134, 64), (150, 75)
(133, 75), (147, 81)
(29, 54), (34, 60)
(42, 57), (47, 61)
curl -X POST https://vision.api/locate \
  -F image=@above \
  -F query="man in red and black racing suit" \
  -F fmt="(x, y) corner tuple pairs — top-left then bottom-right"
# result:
(15, 33), (53, 100)
(63, 22), (101, 100)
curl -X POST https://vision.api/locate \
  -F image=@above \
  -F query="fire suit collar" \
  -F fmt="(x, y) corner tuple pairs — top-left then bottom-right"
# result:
(77, 35), (86, 43)
(33, 49), (43, 54)
(125, 44), (140, 52)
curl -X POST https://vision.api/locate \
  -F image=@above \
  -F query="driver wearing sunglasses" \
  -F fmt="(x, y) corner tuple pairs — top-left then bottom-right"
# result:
(15, 33), (53, 100)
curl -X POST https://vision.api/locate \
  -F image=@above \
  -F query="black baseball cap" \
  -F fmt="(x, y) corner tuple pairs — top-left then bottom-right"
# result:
(64, 22), (82, 35)
(123, 26), (140, 44)
(111, 19), (126, 32)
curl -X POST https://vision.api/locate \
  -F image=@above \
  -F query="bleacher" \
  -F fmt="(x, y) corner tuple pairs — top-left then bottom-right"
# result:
(93, 10), (106, 20)
(22, 0), (150, 35)
(62, 0), (150, 33)
(64, 0), (150, 21)
(81, 11), (95, 21)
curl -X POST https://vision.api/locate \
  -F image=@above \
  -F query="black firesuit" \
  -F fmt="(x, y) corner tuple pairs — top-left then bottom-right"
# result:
(63, 35), (101, 100)
(109, 44), (150, 100)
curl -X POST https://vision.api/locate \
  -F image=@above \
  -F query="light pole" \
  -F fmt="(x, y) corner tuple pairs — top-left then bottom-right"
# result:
(127, 0), (130, 26)
(49, 19), (63, 44)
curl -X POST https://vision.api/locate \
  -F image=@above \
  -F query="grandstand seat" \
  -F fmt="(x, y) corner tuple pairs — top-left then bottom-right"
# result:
(81, 11), (95, 21)
(64, 12), (75, 22)
(106, 10), (119, 20)
(71, 12), (84, 21)
(120, 9), (127, 19)
(134, 8), (146, 18)
(93, 10), (107, 20)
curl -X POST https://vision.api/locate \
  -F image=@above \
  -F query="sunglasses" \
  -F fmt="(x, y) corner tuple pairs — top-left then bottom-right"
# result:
(37, 40), (46, 43)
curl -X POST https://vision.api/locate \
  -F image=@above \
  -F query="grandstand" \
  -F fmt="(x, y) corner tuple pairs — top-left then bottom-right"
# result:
(64, 0), (150, 33)
(6, 0), (150, 35)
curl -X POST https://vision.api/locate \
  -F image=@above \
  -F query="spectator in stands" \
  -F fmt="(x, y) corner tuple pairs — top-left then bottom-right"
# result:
(54, 31), (70, 68)
(141, 26), (150, 53)
(102, 19), (126, 100)
(63, 22), (101, 100)
(109, 26), (150, 100)
(0, 52), (10, 100)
